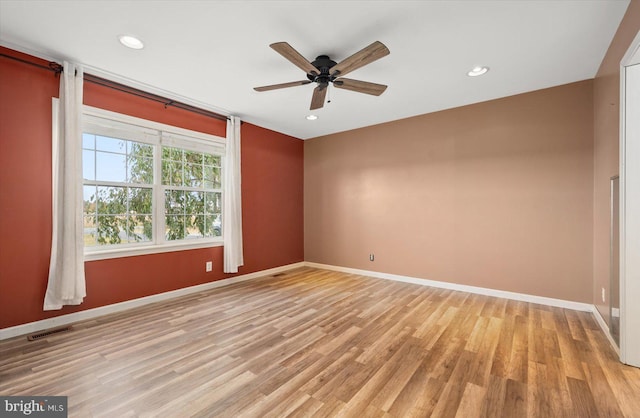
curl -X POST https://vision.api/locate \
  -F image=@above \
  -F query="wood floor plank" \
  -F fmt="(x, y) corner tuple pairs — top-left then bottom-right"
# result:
(502, 378), (527, 417)
(430, 350), (478, 418)
(314, 396), (347, 418)
(1, 267), (639, 417)
(567, 376), (600, 418)
(454, 382), (486, 418)
(404, 376), (447, 418)
(386, 357), (433, 417)
(468, 316), (502, 387)
(489, 313), (516, 379)
(507, 314), (529, 383)
(312, 358), (374, 403)
(285, 396), (325, 418)
(369, 340), (427, 411)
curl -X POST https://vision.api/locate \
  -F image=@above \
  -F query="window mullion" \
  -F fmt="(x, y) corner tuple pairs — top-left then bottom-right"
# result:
(154, 142), (164, 245)
(81, 106), (224, 257)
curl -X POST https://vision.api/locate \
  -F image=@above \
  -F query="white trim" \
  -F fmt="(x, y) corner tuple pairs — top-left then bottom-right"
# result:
(592, 304), (621, 356)
(83, 104), (226, 146)
(79, 103), (226, 260)
(82, 65), (232, 121)
(84, 240), (224, 261)
(619, 29), (640, 367)
(305, 263), (623, 354)
(0, 41), (231, 122)
(0, 40), (60, 64)
(304, 262), (593, 312)
(2, 261), (619, 357)
(0, 262), (305, 341)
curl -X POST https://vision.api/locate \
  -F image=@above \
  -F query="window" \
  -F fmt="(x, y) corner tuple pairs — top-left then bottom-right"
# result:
(82, 135), (154, 246)
(81, 106), (225, 259)
(162, 147), (222, 241)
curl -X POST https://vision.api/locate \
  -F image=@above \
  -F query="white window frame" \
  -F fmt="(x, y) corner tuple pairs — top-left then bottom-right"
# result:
(74, 104), (226, 261)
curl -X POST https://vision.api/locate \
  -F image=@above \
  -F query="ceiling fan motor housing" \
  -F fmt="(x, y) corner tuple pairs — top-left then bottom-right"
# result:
(307, 55), (338, 84)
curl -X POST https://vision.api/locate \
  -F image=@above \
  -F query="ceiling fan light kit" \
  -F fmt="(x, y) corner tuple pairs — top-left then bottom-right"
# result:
(254, 41), (390, 110)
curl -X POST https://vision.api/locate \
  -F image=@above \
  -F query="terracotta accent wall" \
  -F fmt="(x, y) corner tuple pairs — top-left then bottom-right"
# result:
(0, 47), (303, 329)
(240, 123), (305, 272)
(0, 49), (59, 328)
(592, 0), (640, 324)
(305, 81), (594, 303)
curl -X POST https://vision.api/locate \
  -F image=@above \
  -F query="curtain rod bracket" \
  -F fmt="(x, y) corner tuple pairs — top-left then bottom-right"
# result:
(49, 62), (63, 77)
(164, 100), (174, 109)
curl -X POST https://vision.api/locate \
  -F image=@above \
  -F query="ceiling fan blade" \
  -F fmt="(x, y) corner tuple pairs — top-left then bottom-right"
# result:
(333, 78), (387, 96)
(330, 41), (390, 77)
(254, 80), (312, 92)
(310, 84), (328, 110)
(270, 42), (319, 75)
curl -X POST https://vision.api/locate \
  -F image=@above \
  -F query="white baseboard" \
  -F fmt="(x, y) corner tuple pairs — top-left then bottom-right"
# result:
(0, 262), (305, 341)
(304, 262), (593, 312)
(305, 262), (625, 357)
(591, 305), (620, 356)
(2, 260), (618, 359)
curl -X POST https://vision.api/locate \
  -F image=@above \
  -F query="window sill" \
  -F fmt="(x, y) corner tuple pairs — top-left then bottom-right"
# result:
(84, 239), (223, 261)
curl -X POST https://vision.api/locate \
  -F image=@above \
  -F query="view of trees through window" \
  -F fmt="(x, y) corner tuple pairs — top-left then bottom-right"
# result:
(83, 133), (222, 247)
(162, 146), (222, 241)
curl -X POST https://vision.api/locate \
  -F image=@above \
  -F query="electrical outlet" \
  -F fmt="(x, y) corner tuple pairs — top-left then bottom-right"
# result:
(369, 254), (375, 262)
(206, 261), (213, 272)
(602, 287), (606, 303)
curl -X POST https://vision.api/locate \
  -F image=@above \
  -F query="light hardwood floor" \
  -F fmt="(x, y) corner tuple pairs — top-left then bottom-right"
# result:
(1, 267), (639, 417)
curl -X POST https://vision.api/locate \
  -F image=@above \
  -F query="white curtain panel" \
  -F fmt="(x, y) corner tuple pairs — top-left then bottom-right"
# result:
(44, 62), (86, 310)
(223, 116), (244, 273)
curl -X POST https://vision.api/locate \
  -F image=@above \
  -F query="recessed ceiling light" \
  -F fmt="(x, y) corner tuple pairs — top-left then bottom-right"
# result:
(306, 115), (318, 121)
(467, 66), (489, 77)
(118, 35), (144, 50)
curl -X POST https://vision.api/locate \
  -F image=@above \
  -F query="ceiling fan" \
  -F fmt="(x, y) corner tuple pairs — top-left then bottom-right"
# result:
(254, 41), (390, 110)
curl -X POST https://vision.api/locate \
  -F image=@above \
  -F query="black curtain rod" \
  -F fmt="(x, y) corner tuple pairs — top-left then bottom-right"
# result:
(0, 52), (61, 73)
(0, 52), (229, 122)
(83, 73), (229, 121)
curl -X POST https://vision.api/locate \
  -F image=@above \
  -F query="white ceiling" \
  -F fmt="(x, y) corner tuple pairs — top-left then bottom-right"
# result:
(0, 0), (630, 139)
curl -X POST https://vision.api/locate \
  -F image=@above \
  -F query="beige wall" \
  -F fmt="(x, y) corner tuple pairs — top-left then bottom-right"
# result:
(593, 0), (640, 324)
(305, 80), (594, 303)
